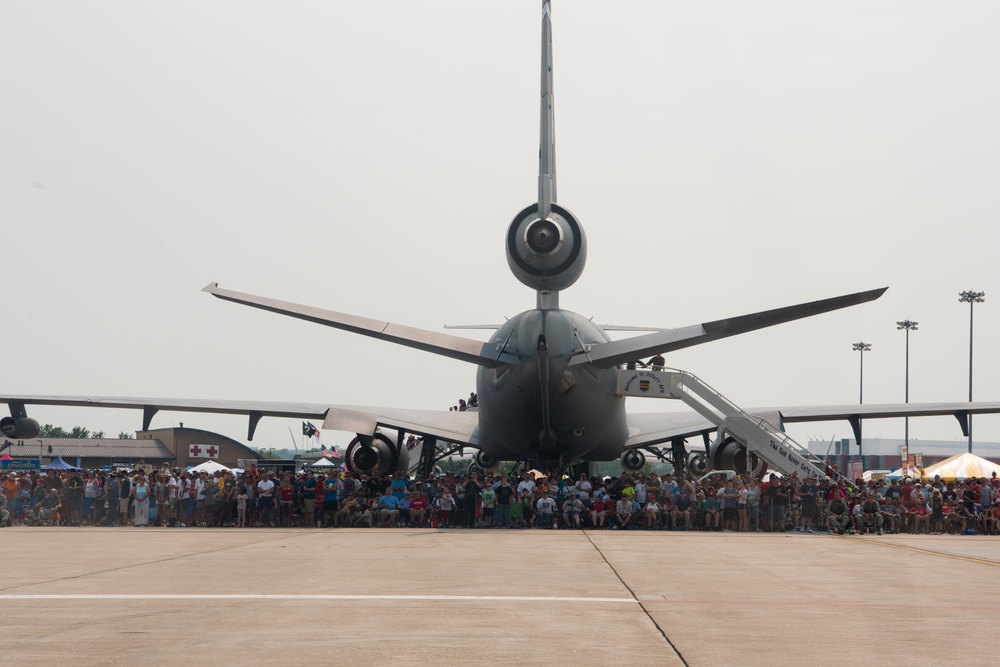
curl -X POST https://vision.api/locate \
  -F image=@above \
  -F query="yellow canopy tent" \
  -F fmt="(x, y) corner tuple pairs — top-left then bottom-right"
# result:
(921, 452), (1000, 481)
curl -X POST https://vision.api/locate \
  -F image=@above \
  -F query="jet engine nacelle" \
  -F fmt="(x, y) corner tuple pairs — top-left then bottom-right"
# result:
(474, 450), (499, 471)
(620, 449), (646, 472)
(345, 432), (409, 475)
(711, 438), (765, 477)
(687, 453), (709, 476)
(506, 202), (586, 291)
(0, 416), (39, 439)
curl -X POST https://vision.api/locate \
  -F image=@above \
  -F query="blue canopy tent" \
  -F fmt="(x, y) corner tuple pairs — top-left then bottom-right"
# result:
(41, 456), (80, 471)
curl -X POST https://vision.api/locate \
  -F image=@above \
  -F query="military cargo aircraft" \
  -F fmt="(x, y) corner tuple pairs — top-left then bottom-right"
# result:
(4, 1), (999, 478)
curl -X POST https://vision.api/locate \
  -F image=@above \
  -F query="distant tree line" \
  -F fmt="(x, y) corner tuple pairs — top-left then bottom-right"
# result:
(38, 424), (133, 439)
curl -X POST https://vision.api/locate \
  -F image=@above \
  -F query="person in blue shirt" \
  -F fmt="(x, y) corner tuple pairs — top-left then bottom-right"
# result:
(377, 487), (400, 527)
(390, 473), (408, 500)
(323, 473), (342, 528)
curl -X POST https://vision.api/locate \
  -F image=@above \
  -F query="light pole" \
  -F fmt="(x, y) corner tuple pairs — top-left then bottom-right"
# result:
(958, 290), (985, 453)
(852, 342), (871, 463)
(896, 320), (918, 449)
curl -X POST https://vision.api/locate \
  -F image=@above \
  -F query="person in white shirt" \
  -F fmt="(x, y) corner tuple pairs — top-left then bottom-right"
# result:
(535, 492), (556, 528)
(615, 497), (634, 529)
(257, 472), (276, 526)
(643, 497), (660, 529)
(517, 473), (537, 498)
(634, 478), (648, 505)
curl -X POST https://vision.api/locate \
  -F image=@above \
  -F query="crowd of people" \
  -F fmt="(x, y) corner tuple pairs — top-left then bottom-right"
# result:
(2, 463), (999, 535)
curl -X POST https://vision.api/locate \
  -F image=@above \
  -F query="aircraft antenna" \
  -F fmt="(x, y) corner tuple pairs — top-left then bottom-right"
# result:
(538, 0), (556, 219)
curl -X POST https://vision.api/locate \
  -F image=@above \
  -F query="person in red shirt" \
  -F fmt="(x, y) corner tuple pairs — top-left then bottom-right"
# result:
(590, 498), (608, 528)
(911, 502), (930, 533)
(408, 492), (430, 527)
(277, 477), (295, 527)
(900, 479), (914, 510)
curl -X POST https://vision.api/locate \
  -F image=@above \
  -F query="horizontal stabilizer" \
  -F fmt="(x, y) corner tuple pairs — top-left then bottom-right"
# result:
(203, 283), (518, 368)
(570, 287), (887, 368)
(444, 323), (662, 332)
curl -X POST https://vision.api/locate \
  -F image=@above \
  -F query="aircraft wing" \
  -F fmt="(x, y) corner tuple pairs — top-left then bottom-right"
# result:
(0, 395), (481, 446)
(323, 406), (480, 446)
(1, 395), (331, 440)
(624, 400), (1000, 450)
(202, 283), (518, 368)
(570, 287), (887, 368)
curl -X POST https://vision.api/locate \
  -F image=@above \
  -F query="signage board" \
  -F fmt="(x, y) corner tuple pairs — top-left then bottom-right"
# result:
(1, 459), (41, 470)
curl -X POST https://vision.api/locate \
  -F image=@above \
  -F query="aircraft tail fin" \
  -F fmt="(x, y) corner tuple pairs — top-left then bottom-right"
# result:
(538, 0), (556, 219)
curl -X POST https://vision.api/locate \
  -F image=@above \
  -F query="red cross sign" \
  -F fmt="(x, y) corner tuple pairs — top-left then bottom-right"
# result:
(206, 446), (218, 459)
(189, 445), (202, 457)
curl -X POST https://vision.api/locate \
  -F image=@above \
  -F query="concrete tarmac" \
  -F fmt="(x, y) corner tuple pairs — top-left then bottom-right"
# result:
(2, 528), (999, 666)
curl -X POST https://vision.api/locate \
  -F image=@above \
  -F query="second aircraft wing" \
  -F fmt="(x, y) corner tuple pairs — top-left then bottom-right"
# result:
(625, 400), (1000, 450)
(1, 395), (481, 448)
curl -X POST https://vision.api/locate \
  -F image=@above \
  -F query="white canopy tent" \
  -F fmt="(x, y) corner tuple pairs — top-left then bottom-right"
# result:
(922, 452), (1000, 481)
(187, 461), (232, 474)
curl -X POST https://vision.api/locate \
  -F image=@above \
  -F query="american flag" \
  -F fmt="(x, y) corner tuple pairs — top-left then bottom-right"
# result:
(321, 446), (341, 459)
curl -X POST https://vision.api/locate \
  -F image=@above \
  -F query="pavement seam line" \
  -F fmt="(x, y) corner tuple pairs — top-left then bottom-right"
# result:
(582, 530), (690, 667)
(0, 532), (301, 594)
(831, 534), (1000, 567)
(0, 594), (639, 602)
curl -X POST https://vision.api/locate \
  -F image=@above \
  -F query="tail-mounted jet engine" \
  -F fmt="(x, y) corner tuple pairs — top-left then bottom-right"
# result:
(345, 432), (409, 475)
(474, 450), (499, 471)
(506, 203), (586, 291)
(620, 449), (646, 472)
(711, 437), (765, 477)
(0, 416), (39, 439)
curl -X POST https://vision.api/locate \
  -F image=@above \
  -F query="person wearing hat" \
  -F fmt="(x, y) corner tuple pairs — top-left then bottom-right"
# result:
(826, 494), (849, 534)
(1, 473), (18, 518)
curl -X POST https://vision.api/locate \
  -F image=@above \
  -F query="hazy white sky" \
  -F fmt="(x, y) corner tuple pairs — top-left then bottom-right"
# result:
(3, 1), (1000, 455)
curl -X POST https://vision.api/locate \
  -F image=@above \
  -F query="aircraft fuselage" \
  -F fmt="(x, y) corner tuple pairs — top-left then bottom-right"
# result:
(475, 308), (628, 466)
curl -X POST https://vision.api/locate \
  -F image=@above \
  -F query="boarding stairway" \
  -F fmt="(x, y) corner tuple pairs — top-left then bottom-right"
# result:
(618, 368), (830, 479)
